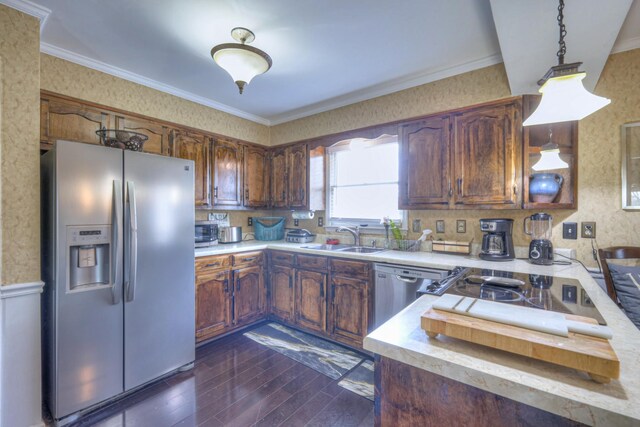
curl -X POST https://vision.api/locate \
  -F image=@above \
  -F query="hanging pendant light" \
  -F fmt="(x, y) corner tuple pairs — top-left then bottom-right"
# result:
(211, 27), (272, 94)
(532, 128), (569, 171)
(523, 0), (610, 126)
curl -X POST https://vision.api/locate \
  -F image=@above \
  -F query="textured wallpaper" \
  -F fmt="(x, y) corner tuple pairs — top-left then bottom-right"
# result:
(270, 49), (640, 266)
(0, 6), (41, 285)
(40, 54), (270, 146)
(270, 64), (512, 145)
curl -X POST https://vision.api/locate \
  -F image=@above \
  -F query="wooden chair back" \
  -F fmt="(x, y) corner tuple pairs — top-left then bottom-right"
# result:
(598, 246), (640, 302)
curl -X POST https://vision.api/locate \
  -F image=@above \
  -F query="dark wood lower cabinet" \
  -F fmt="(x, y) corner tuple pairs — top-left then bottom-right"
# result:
(375, 356), (584, 427)
(233, 265), (265, 325)
(295, 269), (327, 333)
(195, 252), (266, 344)
(329, 275), (369, 347)
(269, 264), (295, 321)
(195, 270), (231, 342)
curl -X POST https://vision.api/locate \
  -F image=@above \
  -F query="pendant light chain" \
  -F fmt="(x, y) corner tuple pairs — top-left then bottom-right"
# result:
(556, 0), (567, 65)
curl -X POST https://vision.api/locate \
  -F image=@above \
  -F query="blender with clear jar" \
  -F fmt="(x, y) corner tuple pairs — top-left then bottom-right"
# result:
(523, 213), (554, 265)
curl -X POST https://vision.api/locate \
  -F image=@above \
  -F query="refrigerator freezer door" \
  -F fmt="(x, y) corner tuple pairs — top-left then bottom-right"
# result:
(123, 150), (195, 390)
(51, 141), (124, 418)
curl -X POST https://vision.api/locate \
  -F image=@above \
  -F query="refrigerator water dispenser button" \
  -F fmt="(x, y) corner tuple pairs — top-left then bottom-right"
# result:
(78, 247), (97, 268)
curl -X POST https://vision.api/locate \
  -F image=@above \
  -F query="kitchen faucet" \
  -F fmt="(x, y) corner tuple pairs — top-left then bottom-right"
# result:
(337, 226), (360, 246)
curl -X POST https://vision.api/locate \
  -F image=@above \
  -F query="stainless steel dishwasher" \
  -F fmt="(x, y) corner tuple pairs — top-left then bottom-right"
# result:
(373, 264), (449, 329)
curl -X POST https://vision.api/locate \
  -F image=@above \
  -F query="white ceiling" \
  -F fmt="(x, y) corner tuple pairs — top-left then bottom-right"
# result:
(3, 0), (640, 125)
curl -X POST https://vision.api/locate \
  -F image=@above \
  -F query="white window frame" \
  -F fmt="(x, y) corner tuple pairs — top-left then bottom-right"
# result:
(325, 135), (407, 231)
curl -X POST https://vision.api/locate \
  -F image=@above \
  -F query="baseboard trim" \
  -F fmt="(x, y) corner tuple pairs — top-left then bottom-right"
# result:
(0, 281), (44, 299)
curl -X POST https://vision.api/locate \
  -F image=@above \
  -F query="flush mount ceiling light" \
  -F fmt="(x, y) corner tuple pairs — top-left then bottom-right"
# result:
(210, 27), (272, 95)
(532, 128), (570, 171)
(523, 0), (610, 126)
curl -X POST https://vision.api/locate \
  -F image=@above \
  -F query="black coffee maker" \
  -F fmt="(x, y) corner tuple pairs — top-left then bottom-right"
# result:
(479, 219), (515, 261)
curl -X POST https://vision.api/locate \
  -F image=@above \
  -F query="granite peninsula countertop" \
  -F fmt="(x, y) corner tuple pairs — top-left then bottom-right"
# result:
(196, 241), (640, 425)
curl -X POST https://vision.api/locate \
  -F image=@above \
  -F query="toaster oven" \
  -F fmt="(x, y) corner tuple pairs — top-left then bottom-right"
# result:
(195, 221), (218, 247)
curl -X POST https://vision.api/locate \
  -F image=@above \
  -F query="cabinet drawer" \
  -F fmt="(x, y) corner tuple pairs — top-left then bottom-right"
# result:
(232, 251), (263, 268)
(330, 259), (370, 278)
(296, 254), (328, 271)
(196, 255), (231, 273)
(270, 251), (295, 266)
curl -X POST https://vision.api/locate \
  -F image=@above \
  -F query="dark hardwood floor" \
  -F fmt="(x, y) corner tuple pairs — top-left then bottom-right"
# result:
(64, 323), (374, 427)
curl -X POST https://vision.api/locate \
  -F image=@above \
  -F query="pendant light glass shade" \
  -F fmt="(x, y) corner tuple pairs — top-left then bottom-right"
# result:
(532, 146), (569, 171)
(211, 28), (272, 94)
(523, 72), (611, 126)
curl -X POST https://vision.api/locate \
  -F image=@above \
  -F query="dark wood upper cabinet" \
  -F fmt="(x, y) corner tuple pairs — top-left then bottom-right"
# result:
(40, 96), (111, 149)
(295, 269), (327, 333)
(170, 129), (211, 208)
(399, 116), (452, 209)
(196, 270), (231, 342)
(233, 265), (265, 325)
(287, 144), (308, 209)
(213, 139), (243, 207)
(243, 145), (269, 208)
(269, 264), (295, 322)
(329, 275), (369, 347)
(270, 147), (288, 208)
(116, 115), (169, 156)
(452, 101), (521, 208)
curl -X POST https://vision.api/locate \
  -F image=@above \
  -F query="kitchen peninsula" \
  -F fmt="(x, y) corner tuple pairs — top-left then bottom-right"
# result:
(196, 242), (640, 426)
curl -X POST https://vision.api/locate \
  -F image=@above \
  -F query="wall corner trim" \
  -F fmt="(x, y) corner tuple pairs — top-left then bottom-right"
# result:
(0, 281), (44, 299)
(0, 0), (51, 30)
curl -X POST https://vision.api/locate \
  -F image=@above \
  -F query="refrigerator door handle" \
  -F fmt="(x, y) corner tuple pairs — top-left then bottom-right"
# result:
(111, 180), (123, 305)
(125, 181), (138, 302)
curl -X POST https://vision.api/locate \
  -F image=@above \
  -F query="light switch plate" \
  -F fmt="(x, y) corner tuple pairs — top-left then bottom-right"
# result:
(562, 222), (577, 239)
(436, 220), (445, 233)
(412, 219), (421, 233)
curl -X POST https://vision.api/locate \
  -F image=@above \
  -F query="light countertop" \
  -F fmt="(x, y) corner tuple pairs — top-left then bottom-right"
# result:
(196, 241), (640, 425)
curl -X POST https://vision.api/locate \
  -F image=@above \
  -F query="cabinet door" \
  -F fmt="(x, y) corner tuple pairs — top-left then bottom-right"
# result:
(243, 145), (269, 208)
(171, 129), (211, 207)
(287, 144), (308, 208)
(270, 147), (288, 208)
(213, 139), (243, 207)
(269, 265), (295, 321)
(329, 275), (368, 347)
(399, 116), (451, 208)
(196, 270), (231, 342)
(116, 115), (169, 156)
(453, 103), (521, 207)
(295, 269), (327, 333)
(40, 97), (111, 148)
(234, 265), (265, 325)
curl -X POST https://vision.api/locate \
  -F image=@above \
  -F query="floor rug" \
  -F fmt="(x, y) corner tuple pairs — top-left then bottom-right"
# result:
(243, 322), (364, 380)
(338, 360), (375, 401)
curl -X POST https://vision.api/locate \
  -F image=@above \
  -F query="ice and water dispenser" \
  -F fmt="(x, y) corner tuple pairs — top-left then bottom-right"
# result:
(67, 225), (111, 292)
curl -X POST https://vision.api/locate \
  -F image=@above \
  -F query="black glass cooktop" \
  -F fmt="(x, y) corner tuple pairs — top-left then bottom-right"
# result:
(443, 268), (607, 325)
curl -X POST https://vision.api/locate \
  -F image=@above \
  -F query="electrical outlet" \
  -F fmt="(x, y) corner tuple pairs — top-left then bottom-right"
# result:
(248, 217), (253, 226)
(562, 222), (577, 240)
(294, 219), (299, 226)
(412, 219), (421, 233)
(318, 217), (324, 227)
(581, 222), (596, 238)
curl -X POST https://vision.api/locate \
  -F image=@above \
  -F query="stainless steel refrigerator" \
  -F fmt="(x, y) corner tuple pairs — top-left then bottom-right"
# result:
(41, 140), (195, 422)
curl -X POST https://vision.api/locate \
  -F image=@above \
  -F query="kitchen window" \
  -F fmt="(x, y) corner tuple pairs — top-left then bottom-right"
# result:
(326, 134), (405, 229)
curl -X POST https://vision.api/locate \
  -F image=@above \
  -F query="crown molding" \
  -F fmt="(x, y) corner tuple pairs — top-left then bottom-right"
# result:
(0, 0), (50, 30)
(266, 53), (503, 125)
(40, 43), (272, 126)
(611, 35), (640, 54)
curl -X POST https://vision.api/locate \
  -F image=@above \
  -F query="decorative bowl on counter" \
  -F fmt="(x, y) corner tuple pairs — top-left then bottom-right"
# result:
(96, 128), (149, 151)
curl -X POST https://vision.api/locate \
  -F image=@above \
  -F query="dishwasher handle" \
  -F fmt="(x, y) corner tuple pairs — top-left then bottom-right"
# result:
(395, 275), (418, 284)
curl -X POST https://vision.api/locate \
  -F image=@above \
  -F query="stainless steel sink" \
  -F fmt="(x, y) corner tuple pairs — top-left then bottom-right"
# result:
(300, 244), (387, 254)
(336, 246), (387, 254)
(301, 244), (352, 251)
